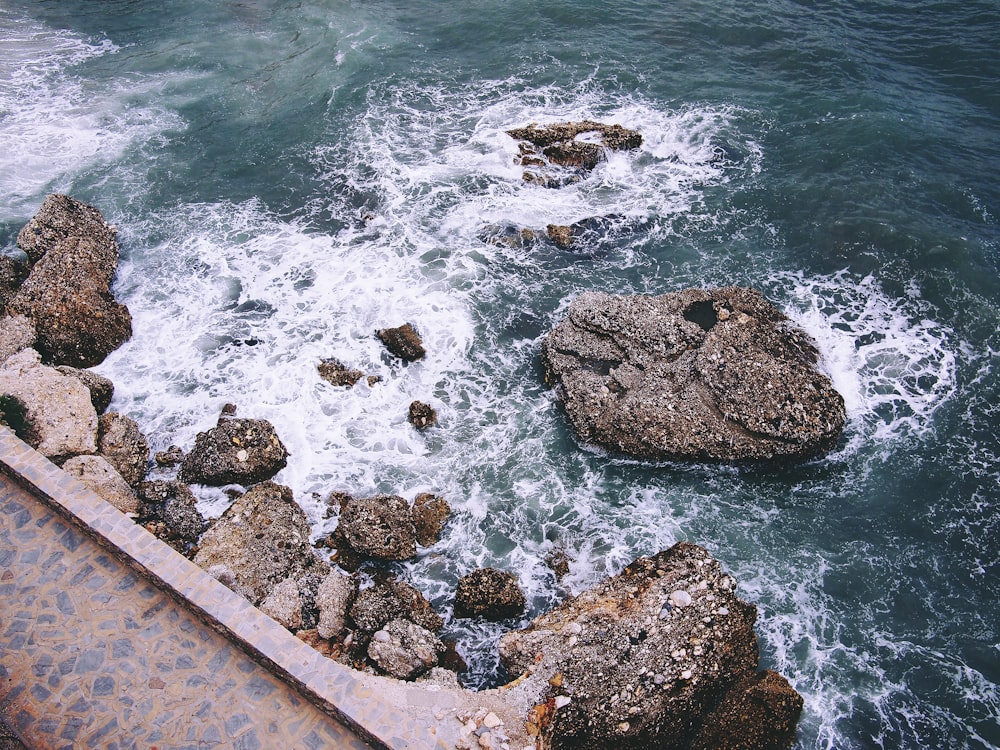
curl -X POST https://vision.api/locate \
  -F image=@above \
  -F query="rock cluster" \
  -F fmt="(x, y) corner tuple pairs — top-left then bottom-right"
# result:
(507, 121), (643, 188)
(499, 542), (803, 749)
(317, 357), (380, 387)
(542, 287), (846, 462)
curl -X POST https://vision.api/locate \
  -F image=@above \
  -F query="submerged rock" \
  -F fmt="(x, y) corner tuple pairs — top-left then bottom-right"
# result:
(12, 195), (131, 367)
(542, 287), (846, 462)
(498, 542), (802, 750)
(454, 568), (526, 621)
(377, 322), (426, 362)
(193, 481), (327, 605)
(180, 414), (289, 486)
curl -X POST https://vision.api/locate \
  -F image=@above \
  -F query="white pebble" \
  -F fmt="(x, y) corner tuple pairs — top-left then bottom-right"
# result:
(554, 695), (572, 709)
(669, 590), (692, 608)
(372, 630), (390, 643)
(483, 712), (502, 729)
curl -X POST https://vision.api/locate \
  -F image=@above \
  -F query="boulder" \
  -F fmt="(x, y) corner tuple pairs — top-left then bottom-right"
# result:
(62, 455), (139, 514)
(368, 618), (445, 681)
(349, 579), (443, 634)
(137, 480), (207, 549)
(54, 366), (114, 414)
(336, 494), (417, 561)
(193, 481), (327, 605)
(507, 121), (642, 186)
(259, 577), (303, 631)
(542, 287), (846, 462)
(0, 315), (35, 364)
(497, 542), (801, 750)
(315, 571), (357, 639)
(412, 493), (450, 546)
(454, 568), (526, 621)
(408, 400), (437, 430)
(0, 348), (97, 459)
(97, 412), (149, 487)
(12, 195), (132, 368)
(0, 256), (29, 312)
(688, 670), (804, 750)
(179, 416), (289, 486)
(376, 323), (426, 362)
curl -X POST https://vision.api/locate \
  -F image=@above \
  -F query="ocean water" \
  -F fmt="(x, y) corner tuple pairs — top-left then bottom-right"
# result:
(2, 1), (998, 746)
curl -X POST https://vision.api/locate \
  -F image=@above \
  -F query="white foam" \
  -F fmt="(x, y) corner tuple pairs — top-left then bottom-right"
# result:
(0, 12), (184, 221)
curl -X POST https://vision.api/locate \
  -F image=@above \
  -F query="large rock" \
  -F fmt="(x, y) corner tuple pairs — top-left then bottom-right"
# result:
(180, 416), (289, 486)
(336, 494), (417, 561)
(0, 315), (35, 364)
(0, 348), (97, 459)
(542, 287), (846, 462)
(137, 480), (207, 550)
(454, 568), (526, 621)
(315, 571), (357, 640)
(55, 366), (114, 414)
(97, 412), (149, 487)
(13, 195), (129, 368)
(62, 455), (139, 514)
(507, 121), (642, 187)
(193, 482), (327, 605)
(368, 618), (445, 681)
(349, 579), (443, 634)
(376, 323), (426, 362)
(498, 542), (799, 750)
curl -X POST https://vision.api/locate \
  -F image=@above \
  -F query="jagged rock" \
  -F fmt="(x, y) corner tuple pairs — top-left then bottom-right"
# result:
(336, 494), (417, 561)
(479, 215), (631, 254)
(544, 548), (572, 581)
(54, 366), (114, 414)
(154, 445), (185, 467)
(12, 196), (131, 367)
(259, 577), (303, 631)
(412, 493), (450, 546)
(316, 571), (357, 639)
(542, 287), (846, 462)
(498, 542), (802, 750)
(137, 480), (207, 549)
(367, 618), (444, 681)
(0, 315), (35, 364)
(62, 455), (139, 514)
(688, 670), (804, 750)
(179, 416), (289, 486)
(0, 256), (29, 312)
(349, 579), (443, 634)
(408, 400), (437, 430)
(376, 323), (426, 362)
(193, 482), (327, 605)
(97, 412), (149, 487)
(318, 358), (365, 387)
(454, 568), (526, 621)
(0, 348), (97, 459)
(507, 121), (642, 186)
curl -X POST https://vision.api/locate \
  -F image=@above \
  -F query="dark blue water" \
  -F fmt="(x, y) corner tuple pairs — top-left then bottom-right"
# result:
(2, 2), (998, 747)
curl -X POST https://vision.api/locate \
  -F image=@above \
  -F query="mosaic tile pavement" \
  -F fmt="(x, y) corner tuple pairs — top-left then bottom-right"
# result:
(0, 469), (375, 750)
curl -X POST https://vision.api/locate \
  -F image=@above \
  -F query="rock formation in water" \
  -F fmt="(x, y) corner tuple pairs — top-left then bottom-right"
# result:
(179, 409), (289, 486)
(454, 568), (527, 621)
(377, 322), (426, 362)
(10, 194), (132, 367)
(542, 287), (846, 462)
(507, 121), (643, 188)
(498, 541), (803, 749)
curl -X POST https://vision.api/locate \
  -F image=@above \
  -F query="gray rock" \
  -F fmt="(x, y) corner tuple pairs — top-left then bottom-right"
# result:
(62, 454), (139, 514)
(54, 366), (114, 414)
(0, 315), (35, 364)
(337, 494), (417, 561)
(97, 412), (149, 487)
(498, 542), (799, 750)
(454, 568), (526, 621)
(542, 287), (846, 462)
(367, 618), (444, 680)
(349, 579), (443, 634)
(0, 348), (97, 459)
(315, 571), (357, 639)
(12, 199), (129, 371)
(0, 256), (29, 312)
(179, 416), (289, 486)
(259, 577), (303, 631)
(136, 480), (207, 547)
(193, 482), (327, 605)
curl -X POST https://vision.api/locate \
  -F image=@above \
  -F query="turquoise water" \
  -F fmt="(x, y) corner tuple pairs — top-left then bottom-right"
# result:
(2, 1), (998, 746)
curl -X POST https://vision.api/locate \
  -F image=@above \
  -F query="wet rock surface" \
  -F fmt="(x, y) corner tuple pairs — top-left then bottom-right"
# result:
(377, 322), (426, 362)
(507, 121), (642, 187)
(542, 287), (846, 462)
(499, 542), (802, 750)
(407, 400), (437, 429)
(193, 481), (327, 605)
(179, 414), (289, 486)
(10, 195), (131, 367)
(454, 568), (526, 621)
(317, 357), (379, 387)
(411, 492), (450, 547)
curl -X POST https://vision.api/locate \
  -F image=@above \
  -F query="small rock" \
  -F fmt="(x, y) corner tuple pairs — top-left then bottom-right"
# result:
(97, 412), (149, 487)
(154, 445), (185, 467)
(367, 618), (444, 680)
(669, 590), (693, 608)
(315, 570), (356, 639)
(408, 400), (437, 429)
(259, 577), (303, 631)
(376, 323), (426, 362)
(317, 358), (366, 387)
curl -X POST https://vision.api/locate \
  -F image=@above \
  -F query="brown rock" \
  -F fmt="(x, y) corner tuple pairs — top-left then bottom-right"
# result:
(317, 358), (365, 387)
(54, 366), (114, 414)
(454, 568), (526, 621)
(179, 416), (289, 486)
(154, 445), (185, 467)
(689, 670), (804, 750)
(412, 493), (450, 546)
(0, 256), (29, 313)
(97, 412), (149, 487)
(16, 193), (118, 266)
(136, 480), (207, 550)
(507, 121), (643, 186)
(336, 494), (417, 561)
(377, 323), (426, 362)
(408, 400), (437, 430)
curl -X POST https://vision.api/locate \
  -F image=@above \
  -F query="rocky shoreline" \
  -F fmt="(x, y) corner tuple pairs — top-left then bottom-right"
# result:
(0, 145), (836, 746)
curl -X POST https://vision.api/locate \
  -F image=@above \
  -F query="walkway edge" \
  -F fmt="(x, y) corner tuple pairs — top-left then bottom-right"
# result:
(0, 427), (463, 750)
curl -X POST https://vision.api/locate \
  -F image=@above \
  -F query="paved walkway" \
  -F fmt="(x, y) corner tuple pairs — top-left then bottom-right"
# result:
(0, 469), (373, 749)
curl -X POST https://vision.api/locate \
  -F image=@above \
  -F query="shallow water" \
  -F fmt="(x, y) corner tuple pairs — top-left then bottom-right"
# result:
(2, 1), (998, 746)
